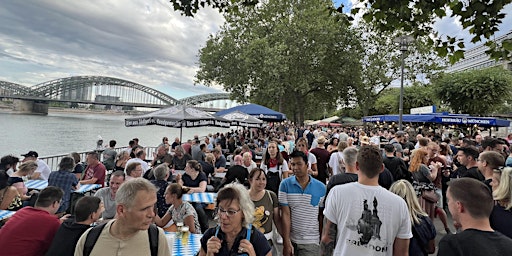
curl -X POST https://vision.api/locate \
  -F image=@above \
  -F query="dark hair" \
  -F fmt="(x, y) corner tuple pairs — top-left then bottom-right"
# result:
(74, 196), (101, 222)
(111, 170), (126, 179)
(135, 150), (145, 158)
(166, 183), (189, 199)
(459, 146), (480, 160)
(1, 155), (19, 166)
(357, 145), (383, 178)
(70, 152), (81, 164)
(187, 160), (202, 172)
(126, 162), (141, 176)
(482, 138), (505, 150)
(0, 170), (9, 190)
(58, 156), (75, 171)
(249, 167), (267, 180)
(263, 141), (285, 166)
(129, 140), (135, 147)
(109, 140), (117, 147)
(35, 186), (64, 208)
(383, 144), (395, 153)
(87, 151), (99, 160)
(448, 178), (493, 219)
(200, 144), (206, 151)
(289, 150), (308, 164)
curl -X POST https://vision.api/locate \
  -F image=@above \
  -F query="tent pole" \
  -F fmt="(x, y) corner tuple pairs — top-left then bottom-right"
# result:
(180, 127), (183, 144)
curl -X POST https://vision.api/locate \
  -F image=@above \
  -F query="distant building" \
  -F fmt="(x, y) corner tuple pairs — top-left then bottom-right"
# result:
(447, 30), (512, 73)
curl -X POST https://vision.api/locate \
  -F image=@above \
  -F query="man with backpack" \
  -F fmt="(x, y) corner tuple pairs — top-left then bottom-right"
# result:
(74, 178), (170, 256)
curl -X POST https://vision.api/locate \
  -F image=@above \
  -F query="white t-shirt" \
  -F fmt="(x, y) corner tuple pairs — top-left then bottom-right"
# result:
(328, 152), (344, 176)
(124, 158), (149, 175)
(260, 160), (289, 178)
(35, 159), (51, 181)
(324, 182), (412, 256)
(307, 152), (317, 170)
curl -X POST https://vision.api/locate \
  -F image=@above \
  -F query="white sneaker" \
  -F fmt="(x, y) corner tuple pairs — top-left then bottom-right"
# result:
(276, 236), (283, 244)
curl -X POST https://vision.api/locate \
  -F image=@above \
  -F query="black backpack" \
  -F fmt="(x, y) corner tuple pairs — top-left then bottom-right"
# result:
(82, 222), (159, 256)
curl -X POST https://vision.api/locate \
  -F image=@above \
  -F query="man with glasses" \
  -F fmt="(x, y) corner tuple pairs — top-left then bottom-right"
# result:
(0, 186), (67, 255)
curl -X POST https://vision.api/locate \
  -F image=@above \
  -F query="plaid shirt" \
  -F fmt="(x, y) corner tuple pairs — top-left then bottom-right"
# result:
(48, 170), (78, 213)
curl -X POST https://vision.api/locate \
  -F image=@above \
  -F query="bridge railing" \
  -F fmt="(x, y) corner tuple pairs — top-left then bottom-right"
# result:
(39, 147), (158, 171)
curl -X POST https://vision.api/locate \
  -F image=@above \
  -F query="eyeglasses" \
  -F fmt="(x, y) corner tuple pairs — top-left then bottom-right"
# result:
(216, 207), (240, 217)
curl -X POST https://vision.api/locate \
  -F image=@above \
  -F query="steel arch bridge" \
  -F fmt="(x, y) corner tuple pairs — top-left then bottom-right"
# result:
(177, 93), (231, 105)
(0, 81), (32, 96)
(0, 76), (231, 108)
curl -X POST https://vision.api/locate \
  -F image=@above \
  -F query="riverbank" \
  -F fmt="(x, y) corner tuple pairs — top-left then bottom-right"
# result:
(0, 104), (146, 116)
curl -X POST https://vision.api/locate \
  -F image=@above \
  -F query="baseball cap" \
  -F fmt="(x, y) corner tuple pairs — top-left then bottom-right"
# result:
(21, 151), (38, 158)
(361, 136), (370, 145)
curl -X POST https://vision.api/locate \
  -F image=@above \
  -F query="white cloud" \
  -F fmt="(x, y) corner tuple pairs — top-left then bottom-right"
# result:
(0, 0), (226, 99)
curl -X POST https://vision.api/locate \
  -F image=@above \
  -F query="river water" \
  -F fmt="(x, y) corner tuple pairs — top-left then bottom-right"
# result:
(0, 110), (230, 158)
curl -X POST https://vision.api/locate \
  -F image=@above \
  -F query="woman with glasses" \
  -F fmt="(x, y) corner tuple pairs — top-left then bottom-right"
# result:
(199, 183), (271, 256)
(154, 183), (201, 234)
(248, 168), (281, 255)
(490, 167), (512, 238)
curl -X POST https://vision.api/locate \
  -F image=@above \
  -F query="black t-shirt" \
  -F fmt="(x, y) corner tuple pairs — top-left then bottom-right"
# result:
(200, 226), (271, 256)
(438, 229), (512, 256)
(383, 156), (408, 181)
(378, 168), (395, 190)
(199, 161), (215, 178)
(223, 165), (248, 187)
(460, 166), (484, 181)
(490, 205), (512, 239)
(325, 173), (358, 200)
(182, 172), (208, 188)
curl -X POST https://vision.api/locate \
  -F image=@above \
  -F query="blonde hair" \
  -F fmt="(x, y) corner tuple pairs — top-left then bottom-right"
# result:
(18, 160), (38, 175)
(390, 180), (428, 224)
(493, 167), (512, 210)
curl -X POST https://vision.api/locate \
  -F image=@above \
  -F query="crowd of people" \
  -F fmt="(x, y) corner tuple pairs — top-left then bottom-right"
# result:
(0, 125), (512, 255)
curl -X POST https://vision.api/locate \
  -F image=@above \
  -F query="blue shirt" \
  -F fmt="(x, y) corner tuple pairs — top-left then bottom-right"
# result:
(278, 175), (326, 244)
(48, 170), (79, 213)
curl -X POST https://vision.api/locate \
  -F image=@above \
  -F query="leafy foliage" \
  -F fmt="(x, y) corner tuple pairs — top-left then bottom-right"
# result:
(351, 0), (512, 63)
(195, 0), (361, 124)
(348, 20), (445, 117)
(432, 67), (512, 115)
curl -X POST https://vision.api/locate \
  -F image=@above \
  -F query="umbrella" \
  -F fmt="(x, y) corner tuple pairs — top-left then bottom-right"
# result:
(215, 103), (286, 122)
(217, 110), (264, 128)
(125, 105), (231, 141)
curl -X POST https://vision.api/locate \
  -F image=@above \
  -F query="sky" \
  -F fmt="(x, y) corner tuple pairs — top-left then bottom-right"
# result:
(0, 1), (511, 99)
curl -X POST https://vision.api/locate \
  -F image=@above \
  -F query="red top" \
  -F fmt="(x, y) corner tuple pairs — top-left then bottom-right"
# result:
(0, 207), (61, 256)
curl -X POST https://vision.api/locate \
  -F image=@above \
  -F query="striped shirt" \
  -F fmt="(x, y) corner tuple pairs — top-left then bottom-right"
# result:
(279, 176), (325, 244)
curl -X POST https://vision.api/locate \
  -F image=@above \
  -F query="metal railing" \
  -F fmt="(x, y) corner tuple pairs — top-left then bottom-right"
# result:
(39, 147), (158, 171)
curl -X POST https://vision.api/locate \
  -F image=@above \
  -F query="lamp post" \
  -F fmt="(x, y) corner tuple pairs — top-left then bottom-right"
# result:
(393, 35), (414, 131)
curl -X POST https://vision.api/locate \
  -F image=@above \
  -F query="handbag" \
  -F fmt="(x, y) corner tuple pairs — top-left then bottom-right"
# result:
(421, 189), (439, 203)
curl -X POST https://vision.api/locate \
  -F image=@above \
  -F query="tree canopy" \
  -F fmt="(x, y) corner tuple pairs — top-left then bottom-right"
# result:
(432, 67), (512, 115)
(352, 0), (512, 63)
(170, 0), (512, 62)
(195, 0), (361, 124)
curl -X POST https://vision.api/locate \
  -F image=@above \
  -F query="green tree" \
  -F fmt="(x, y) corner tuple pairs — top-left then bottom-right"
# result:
(349, 21), (445, 117)
(352, 0), (512, 63)
(196, 0), (361, 124)
(433, 67), (512, 115)
(374, 84), (437, 115)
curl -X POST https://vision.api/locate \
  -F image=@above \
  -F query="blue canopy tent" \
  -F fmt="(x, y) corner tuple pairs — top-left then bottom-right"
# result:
(362, 113), (511, 128)
(216, 104), (287, 122)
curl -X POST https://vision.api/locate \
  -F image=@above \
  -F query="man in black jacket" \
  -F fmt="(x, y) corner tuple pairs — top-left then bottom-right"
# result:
(46, 196), (104, 256)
